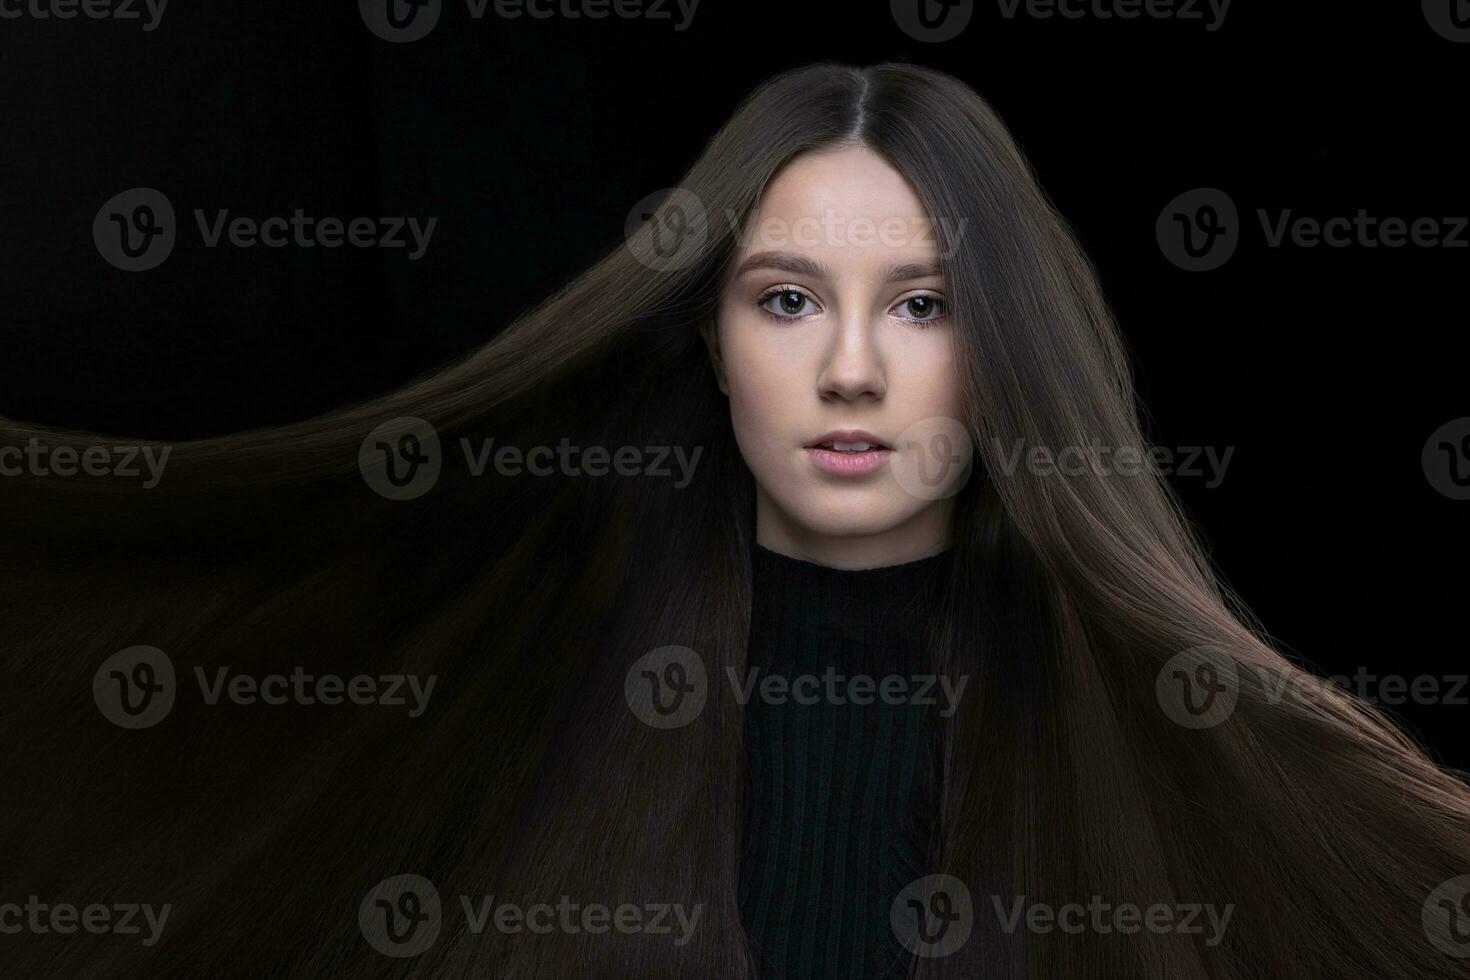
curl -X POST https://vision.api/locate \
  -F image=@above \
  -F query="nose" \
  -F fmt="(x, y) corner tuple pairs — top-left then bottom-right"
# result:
(816, 311), (886, 402)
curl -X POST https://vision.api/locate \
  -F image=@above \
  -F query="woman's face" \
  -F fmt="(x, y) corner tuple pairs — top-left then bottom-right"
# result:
(708, 145), (967, 569)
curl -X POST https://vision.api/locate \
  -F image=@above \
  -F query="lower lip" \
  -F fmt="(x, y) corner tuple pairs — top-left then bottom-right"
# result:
(806, 447), (893, 476)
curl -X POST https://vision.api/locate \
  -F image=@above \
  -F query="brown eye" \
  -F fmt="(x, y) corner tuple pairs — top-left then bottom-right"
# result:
(894, 294), (946, 323)
(759, 288), (818, 319)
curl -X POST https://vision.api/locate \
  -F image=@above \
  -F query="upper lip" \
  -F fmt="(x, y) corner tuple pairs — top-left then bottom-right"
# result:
(805, 429), (892, 450)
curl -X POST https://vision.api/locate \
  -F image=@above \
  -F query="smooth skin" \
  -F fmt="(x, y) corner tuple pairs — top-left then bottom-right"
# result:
(702, 145), (965, 570)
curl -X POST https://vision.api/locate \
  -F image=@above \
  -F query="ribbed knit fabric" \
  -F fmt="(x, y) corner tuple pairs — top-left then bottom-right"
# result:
(739, 542), (947, 980)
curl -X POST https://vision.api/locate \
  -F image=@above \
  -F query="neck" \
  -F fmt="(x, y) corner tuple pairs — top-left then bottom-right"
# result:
(753, 489), (953, 570)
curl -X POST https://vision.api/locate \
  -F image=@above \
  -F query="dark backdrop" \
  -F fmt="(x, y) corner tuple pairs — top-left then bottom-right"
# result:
(3, 1), (1466, 765)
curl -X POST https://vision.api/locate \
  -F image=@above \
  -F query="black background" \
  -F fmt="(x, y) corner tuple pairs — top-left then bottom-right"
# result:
(3, 1), (1466, 765)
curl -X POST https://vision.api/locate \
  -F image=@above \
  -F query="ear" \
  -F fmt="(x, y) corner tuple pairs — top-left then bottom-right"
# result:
(698, 318), (729, 396)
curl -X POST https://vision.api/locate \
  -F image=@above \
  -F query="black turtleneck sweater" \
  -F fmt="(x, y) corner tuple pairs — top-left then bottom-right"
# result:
(739, 542), (947, 979)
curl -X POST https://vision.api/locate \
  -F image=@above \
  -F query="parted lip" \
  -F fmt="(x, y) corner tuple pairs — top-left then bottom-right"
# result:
(804, 429), (893, 450)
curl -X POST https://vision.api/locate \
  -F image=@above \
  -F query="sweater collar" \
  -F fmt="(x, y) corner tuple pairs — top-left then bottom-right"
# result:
(748, 543), (948, 669)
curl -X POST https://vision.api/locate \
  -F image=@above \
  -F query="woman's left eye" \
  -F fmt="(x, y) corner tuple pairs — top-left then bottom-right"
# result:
(892, 294), (947, 323)
(759, 288), (819, 319)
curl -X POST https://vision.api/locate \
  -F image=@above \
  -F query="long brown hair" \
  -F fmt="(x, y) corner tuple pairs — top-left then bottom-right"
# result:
(3, 62), (1466, 978)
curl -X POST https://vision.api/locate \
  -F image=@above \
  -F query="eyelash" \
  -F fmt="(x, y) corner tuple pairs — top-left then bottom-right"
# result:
(755, 285), (948, 326)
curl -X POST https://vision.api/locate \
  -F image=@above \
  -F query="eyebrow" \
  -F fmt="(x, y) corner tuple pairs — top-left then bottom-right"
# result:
(732, 251), (943, 284)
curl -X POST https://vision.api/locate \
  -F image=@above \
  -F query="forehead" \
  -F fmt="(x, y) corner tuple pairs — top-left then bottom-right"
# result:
(737, 146), (939, 270)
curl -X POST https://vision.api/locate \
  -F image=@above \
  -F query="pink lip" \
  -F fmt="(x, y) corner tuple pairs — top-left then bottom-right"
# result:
(804, 429), (894, 477)
(807, 446), (893, 476)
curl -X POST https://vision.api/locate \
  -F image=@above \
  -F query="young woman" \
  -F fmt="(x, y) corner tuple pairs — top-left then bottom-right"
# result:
(3, 62), (1467, 978)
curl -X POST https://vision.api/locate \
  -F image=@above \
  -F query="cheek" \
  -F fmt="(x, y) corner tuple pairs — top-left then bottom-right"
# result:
(719, 321), (799, 441)
(726, 373), (793, 477)
(897, 341), (963, 416)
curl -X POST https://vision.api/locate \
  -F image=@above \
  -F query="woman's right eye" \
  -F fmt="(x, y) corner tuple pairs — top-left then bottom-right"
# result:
(758, 287), (821, 319)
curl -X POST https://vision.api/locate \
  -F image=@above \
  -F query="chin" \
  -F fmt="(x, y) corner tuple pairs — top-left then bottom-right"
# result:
(789, 497), (916, 539)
